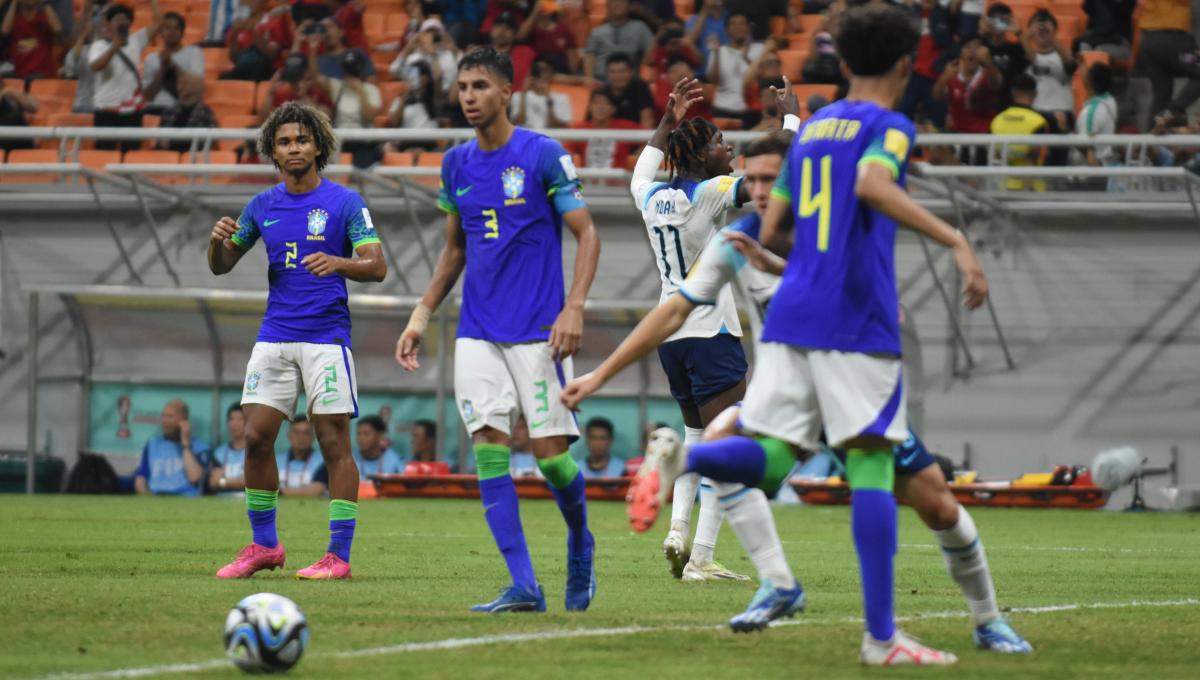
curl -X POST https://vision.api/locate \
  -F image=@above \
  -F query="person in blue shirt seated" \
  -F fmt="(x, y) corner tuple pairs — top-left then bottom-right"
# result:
(410, 418), (438, 464)
(581, 416), (626, 478)
(276, 416), (328, 497)
(134, 399), (211, 496)
(353, 414), (406, 480)
(509, 416), (540, 478)
(210, 403), (248, 495)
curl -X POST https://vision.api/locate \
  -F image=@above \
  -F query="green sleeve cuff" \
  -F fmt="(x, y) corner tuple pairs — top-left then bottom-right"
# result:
(352, 237), (382, 248)
(858, 154), (900, 179)
(770, 187), (792, 203)
(436, 198), (459, 215)
(229, 233), (250, 249)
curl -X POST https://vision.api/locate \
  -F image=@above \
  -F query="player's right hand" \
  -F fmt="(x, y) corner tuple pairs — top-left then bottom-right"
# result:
(395, 329), (422, 371)
(954, 241), (989, 310)
(560, 372), (603, 412)
(211, 217), (238, 250)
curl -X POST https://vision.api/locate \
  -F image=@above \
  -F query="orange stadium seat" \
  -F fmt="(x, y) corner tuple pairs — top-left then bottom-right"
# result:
(414, 151), (443, 187)
(384, 12), (410, 37)
(382, 151), (414, 166)
(122, 149), (185, 184)
(550, 84), (593, 126)
(1, 149), (63, 183)
(209, 98), (255, 117)
(47, 111), (93, 127)
(363, 12), (386, 43)
(777, 49), (805, 82)
(208, 79), (257, 112)
(29, 79), (77, 113)
(380, 81), (409, 117)
(798, 14), (824, 36)
(202, 47), (233, 75)
(2, 78), (25, 93)
(769, 16), (788, 37)
(77, 150), (122, 177)
(190, 149), (240, 184)
(712, 117), (741, 131)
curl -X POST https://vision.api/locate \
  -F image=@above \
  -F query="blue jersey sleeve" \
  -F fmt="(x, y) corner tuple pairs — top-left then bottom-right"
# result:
(135, 443), (150, 478)
(859, 114), (916, 180)
(340, 191), (382, 249)
(231, 194), (262, 249)
(536, 137), (587, 215)
(437, 148), (459, 215)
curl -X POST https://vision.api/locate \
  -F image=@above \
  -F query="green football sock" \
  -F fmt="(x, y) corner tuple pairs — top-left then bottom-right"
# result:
(537, 452), (581, 489)
(475, 443), (511, 480)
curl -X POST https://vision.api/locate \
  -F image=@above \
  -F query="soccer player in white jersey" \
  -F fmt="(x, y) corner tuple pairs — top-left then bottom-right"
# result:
(395, 48), (601, 613)
(208, 102), (387, 581)
(626, 77), (799, 581)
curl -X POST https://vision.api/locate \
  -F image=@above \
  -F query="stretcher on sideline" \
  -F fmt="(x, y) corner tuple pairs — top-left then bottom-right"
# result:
(789, 470), (1110, 509)
(368, 473), (632, 501)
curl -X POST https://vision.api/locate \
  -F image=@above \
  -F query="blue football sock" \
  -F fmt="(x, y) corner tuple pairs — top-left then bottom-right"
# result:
(328, 520), (355, 562)
(549, 472), (590, 555)
(480, 475), (538, 591)
(852, 488), (898, 642)
(687, 436), (767, 486)
(248, 508), (278, 549)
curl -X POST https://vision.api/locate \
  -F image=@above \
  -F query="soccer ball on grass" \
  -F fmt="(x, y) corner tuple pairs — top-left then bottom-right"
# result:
(224, 593), (309, 673)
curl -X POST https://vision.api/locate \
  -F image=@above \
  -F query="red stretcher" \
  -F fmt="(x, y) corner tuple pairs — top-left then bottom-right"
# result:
(788, 479), (1110, 509)
(370, 473), (632, 501)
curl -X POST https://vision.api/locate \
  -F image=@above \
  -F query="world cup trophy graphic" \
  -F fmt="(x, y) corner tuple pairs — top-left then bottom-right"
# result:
(117, 395), (131, 439)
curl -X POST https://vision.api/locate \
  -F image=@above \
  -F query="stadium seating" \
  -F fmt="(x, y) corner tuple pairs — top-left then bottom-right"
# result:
(76, 150), (122, 179)
(382, 151), (415, 167)
(550, 84), (592, 127)
(1, 149), (63, 183)
(120, 149), (185, 184)
(777, 50), (806, 82)
(28, 79), (77, 113)
(207, 80), (258, 115)
(414, 151), (443, 187)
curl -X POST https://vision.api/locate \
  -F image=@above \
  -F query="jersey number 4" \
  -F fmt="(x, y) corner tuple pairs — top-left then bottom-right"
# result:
(800, 155), (832, 252)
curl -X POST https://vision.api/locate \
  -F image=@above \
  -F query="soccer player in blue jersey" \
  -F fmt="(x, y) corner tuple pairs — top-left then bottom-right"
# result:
(208, 102), (387, 581)
(395, 48), (601, 613)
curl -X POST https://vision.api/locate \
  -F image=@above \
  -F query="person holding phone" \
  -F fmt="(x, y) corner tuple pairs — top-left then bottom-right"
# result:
(134, 400), (211, 497)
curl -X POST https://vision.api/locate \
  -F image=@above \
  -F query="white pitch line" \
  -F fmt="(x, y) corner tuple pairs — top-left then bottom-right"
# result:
(32, 598), (1200, 680)
(900, 543), (1189, 554)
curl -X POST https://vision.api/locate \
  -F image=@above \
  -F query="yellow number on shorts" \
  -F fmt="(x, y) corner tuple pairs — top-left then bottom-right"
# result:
(284, 241), (298, 269)
(482, 208), (499, 239)
(800, 155), (833, 252)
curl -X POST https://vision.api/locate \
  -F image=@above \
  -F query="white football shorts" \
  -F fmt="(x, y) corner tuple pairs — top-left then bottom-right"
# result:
(454, 338), (580, 440)
(241, 342), (359, 419)
(739, 341), (907, 449)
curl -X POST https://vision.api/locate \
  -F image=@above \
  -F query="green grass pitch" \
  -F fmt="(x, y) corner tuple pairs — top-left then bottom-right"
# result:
(2, 496), (1199, 679)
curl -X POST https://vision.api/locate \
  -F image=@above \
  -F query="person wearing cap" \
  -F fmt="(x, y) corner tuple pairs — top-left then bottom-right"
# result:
(490, 12), (535, 90)
(223, 0), (293, 82)
(389, 16), (460, 101)
(584, 0), (655, 81)
(480, 0), (528, 35)
(314, 16), (375, 80)
(516, 1), (579, 74)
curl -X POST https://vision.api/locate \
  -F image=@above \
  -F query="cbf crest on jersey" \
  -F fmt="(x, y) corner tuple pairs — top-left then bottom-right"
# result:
(502, 166), (526, 206)
(307, 208), (329, 241)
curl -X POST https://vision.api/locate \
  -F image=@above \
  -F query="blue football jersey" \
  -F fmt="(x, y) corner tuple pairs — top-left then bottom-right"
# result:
(232, 179), (381, 347)
(437, 127), (584, 343)
(762, 100), (916, 355)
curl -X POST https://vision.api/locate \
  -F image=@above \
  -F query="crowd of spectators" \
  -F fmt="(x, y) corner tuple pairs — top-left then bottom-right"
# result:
(2, 0), (1199, 175)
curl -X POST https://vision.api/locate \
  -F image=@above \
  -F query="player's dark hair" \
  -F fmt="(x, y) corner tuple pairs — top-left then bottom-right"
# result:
(725, 12), (747, 27)
(458, 47), (514, 85)
(834, 4), (919, 77)
(1011, 72), (1037, 95)
(665, 117), (719, 179)
(359, 415), (387, 433)
(164, 11), (185, 31)
(605, 52), (633, 69)
(226, 403), (243, 418)
(1030, 8), (1057, 29)
(986, 2), (1012, 17)
(258, 102), (338, 173)
(586, 89), (616, 121)
(743, 129), (794, 159)
(413, 419), (437, 438)
(1087, 63), (1113, 95)
(665, 55), (693, 72)
(105, 4), (133, 22)
(586, 417), (614, 437)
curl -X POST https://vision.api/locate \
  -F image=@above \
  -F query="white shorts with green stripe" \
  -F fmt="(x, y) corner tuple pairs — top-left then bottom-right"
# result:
(241, 342), (359, 420)
(454, 338), (579, 441)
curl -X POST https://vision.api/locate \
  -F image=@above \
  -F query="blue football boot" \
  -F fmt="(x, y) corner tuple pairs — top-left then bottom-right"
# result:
(974, 618), (1033, 653)
(564, 530), (596, 611)
(470, 584), (547, 613)
(729, 581), (807, 633)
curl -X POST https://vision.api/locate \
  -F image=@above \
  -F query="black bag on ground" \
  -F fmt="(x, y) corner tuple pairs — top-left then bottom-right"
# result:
(65, 452), (120, 494)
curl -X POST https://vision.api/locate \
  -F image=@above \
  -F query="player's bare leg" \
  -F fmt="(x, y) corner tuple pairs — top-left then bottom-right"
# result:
(895, 465), (1031, 652)
(296, 414), (358, 580)
(533, 434), (596, 610)
(217, 404), (287, 579)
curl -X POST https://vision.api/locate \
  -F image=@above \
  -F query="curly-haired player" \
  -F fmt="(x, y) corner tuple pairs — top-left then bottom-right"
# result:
(208, 102), (387, 581)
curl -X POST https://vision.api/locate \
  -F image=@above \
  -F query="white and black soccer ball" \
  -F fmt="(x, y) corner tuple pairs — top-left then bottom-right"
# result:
(224, 593), (309, 673)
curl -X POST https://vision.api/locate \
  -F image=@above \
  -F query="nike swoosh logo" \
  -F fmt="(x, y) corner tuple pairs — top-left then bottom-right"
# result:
(321, 397), (339, 405)
(455, 186), (473, 197)
(747, 286), (774, 294)
(530, 419), (549, 429)
(263, 219), (281, 227)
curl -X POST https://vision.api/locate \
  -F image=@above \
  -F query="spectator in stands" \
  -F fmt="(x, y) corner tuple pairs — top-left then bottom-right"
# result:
(706, 12), (765, 127)
(480, 0), (528, 35)
(264, 51), (333, 120)
(570, 88), (640, 168)
(315, 16), (374, 79)
(900, 0), (953, 127)
(89, 1), (162, 151)
(0, 76), (36, 150)
(489, 12), (534, 90)
(512, 57), (571, 128)
(321, 50), (381, 165)
(222, 0), (292, 82)
(158, 73), (217, 151)
(210, 403), (247, 495)
(684, 0), (727, 69)
(354, 415), (405, 480)
(509, 416), (539, 477)
(991, 73), (1048, 190)
(582, 417), (625, 478)
(934, 39), (1001, 162)
(61, 0), (96, 113)
(801, 32), (844, 86)
(957, 0), (983, 42)
(600, 52), (654, 127)
(440, 0), (486, 49)
(142, 12), (204, 114)
(333, 0), (368, 51)
(389, 17), (459, 103)
(1138, 0), (1200, 129)
(1024, 9), (1076, 150)
(2, 0), (64, 79)
(743, 0), (801, 41)
(750, 77), (787, 131)
(977, 3), (1027, 110)
(584, 0), (654, 81)
(1074, 62), (1118, 166)
(134, 399), (211, 496)
(205, 0), (238, 45)
(385, 59), (438, 150)
(277, 416), (328, 496)
(410, 418), (437, 463)
(642, 20), (700, 74)
(744, 45), (784, 114)
(652, 56), (711, 119)
(1078, 0), (1135, 62)
(516, 1), (578, 75)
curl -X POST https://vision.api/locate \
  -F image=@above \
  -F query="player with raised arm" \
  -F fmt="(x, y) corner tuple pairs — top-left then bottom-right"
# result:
(565, 128), (1031, 656)
(208, 102), (387, 581)
(394, 48), (601, 613)
(626, 77), (801, 582)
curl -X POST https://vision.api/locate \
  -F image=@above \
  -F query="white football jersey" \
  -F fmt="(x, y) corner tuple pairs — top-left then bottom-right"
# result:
(679, 215), (780, 345)
(632, 174), (745, 342)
